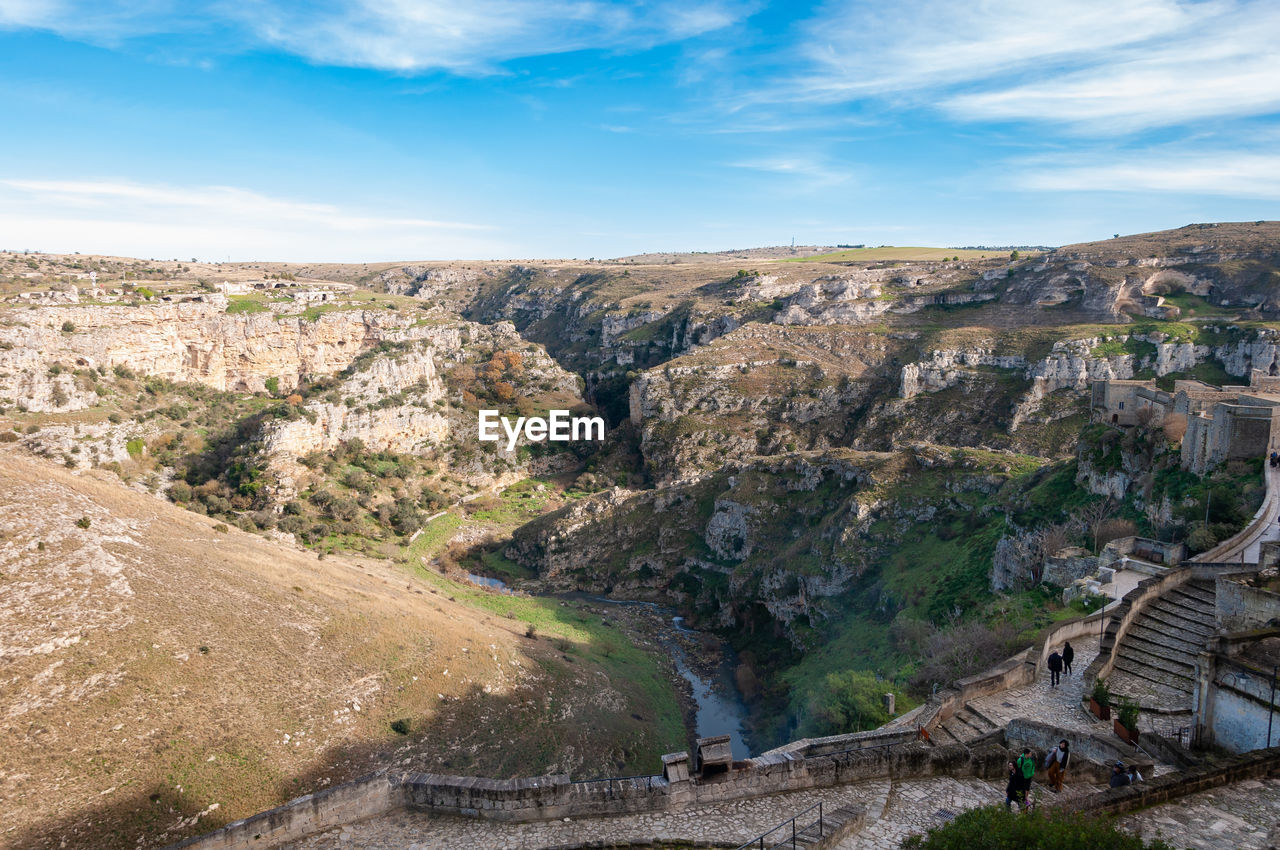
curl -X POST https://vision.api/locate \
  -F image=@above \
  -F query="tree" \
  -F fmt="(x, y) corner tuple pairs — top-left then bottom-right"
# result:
(1010, 250), (1020, 260)
(1163, 412), (1188, 443)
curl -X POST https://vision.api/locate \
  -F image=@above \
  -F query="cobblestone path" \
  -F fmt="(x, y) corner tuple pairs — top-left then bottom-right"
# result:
(282, 782), (889, 850)
(1117, 776), (1280, 849)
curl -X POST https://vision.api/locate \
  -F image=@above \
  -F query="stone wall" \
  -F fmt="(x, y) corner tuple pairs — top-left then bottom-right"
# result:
(399, 742), (1009, 824)
(1057, 746), (1280, 817)
(1217, 576), (1280, 631)
(166, 770), (397, 850)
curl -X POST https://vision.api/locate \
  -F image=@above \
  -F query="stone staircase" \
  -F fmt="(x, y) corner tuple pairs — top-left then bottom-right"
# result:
(934, 704), (1001, 745)
(1107, 579), (1216, 712)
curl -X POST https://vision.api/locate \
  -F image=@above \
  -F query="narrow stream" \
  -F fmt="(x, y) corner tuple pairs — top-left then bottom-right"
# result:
(566, 594), (752, 759)
(465, 576), (751, 758)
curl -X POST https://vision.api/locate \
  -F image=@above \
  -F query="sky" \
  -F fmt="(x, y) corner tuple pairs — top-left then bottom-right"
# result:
(0, 0), (1278, 261)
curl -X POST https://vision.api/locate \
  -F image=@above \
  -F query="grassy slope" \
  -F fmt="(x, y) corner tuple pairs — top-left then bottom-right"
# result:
(0, 451), (682, 850)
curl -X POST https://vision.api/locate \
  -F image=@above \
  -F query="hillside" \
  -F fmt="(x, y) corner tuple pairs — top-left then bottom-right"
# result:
(0, 450), (683, 850)
(4, 221), (1280, 845)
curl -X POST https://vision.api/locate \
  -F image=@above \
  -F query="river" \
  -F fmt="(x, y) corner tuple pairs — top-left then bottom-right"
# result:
(464, 575), (751, 758)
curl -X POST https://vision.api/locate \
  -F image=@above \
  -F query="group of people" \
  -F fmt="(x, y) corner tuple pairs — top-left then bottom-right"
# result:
(1046, 641), (1074, 687)
(1004, 740), (1072, 810)
(1110, 760), (1144, 787)
(1005, 741), (1145, 809)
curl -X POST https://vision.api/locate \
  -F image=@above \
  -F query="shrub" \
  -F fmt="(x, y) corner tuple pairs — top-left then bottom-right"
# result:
(525, 623), (538, 639)
(1118, 698), (1140, 733)
(75, 516), (91, 529)
(61, 320), (75, 333)
(1091, 677), (1111, 706)
(805, 669), (906, 735)
(264, 376), (280, 396)
(125, 438), (145, 459)
(212, 523), (229, 533)
(390, 718), (411, 736)
(169, 481), (192, 502)
(0, 431), (17, 443)
(902, 805), (1174, 849)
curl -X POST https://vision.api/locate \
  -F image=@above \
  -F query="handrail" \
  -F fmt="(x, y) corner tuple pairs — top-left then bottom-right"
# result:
(734, 801), (824, 850)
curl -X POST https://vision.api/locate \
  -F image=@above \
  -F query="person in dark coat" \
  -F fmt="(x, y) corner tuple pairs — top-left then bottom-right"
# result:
(1109, 761), (1132, 788)
(1047, 650), (1063, 688)
(1062, 641), (1074, 676)
(1004, 760), (1023, 811)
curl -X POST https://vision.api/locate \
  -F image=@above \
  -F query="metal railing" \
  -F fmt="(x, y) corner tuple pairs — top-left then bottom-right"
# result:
(734, 801), (824, 850)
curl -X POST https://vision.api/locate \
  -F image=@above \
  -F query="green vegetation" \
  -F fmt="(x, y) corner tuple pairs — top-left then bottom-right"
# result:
(902, 806), (1175, 849)
(225, 295), (268, 314)
(407, 568), (685, 774)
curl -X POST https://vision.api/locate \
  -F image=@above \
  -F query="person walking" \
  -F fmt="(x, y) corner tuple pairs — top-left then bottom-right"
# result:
(1043, 739), (1070, 792)
(1004, 760), (1023, 811)
(1014, 747), (1036, 809)
(1047, 649), (1063, 688)
(1062, 641), (1074, 677)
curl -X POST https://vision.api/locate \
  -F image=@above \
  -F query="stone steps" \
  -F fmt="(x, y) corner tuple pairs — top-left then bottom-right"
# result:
(1107, 667), (1194, 712)
(1112, 656), (1195, 695)
(1172, 581), (1216, 607)
(1143, 599), (1215, 635)
(1114, 642), (1197, 682)
(1125, 623), (1206, 658)
(938, 705), (1000, 743)
(1108, 578), (1217, 712)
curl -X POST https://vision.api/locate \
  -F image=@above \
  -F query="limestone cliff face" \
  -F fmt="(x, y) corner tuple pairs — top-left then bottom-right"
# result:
(509, 451), (878, 638)
(775, 272), (997, 326)
(899, 330), (1280, 434)
(261, 347), (450, 462)
(0, 303), (452, 412)
(1001, 246), (1280, 315)
(626, 326), (885, 483)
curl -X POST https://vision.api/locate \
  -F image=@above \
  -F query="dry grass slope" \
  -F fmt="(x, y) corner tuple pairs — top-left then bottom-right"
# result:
(0, 450), (677, 850)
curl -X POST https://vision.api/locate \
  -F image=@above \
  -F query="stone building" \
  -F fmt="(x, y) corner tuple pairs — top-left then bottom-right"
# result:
(1091, 370), (1280, 473)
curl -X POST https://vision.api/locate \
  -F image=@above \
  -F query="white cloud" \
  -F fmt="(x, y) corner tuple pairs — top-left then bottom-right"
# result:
(729, 155), (855, 187)
(0, 178), (502, 261)
(1017, 151), (1280, 199)
(0, 0), (747, 73)
(786, 0), (1280, 132)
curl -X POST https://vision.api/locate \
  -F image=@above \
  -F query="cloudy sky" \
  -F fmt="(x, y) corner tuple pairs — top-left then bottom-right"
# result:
(0, 0), (1277, 260)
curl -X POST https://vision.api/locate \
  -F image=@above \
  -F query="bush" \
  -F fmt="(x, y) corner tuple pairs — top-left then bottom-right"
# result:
(1091, 677), (1111, 706)
(75, 516), (91, 529)
(805, 670), (906, 735)
(264, 376), (280, 396)
(1118, 698), (1140, 733)
(169, 481), (193, 502)
(125, 438), (145, 459)
(0, 431), (17, 443)
(902, 805), (1174, 849)
(61, 320), (75, 333)
(390, 718), (411, 735)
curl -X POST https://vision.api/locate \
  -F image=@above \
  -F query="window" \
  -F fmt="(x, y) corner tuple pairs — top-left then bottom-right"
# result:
(1118, 401), (1125, 409)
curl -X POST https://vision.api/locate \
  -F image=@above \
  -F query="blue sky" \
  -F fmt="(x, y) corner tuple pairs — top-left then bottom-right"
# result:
(0, 0), (1278, 261)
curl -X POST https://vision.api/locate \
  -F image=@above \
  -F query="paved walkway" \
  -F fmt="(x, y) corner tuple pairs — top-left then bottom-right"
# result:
(281, 783), (888, 850)
(1117, 776), (1280, 849)
(964, 635), (1113, 735)
(279, 635), (1207, 850)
